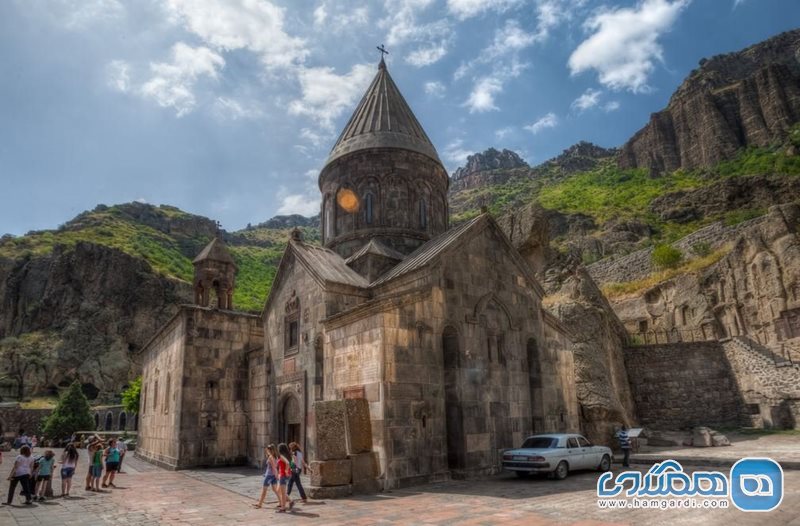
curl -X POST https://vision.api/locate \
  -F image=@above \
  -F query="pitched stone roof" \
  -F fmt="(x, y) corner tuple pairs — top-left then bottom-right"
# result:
(345, 239), (405, 265)
(291, 241), (370, 289)
(325, 60), (441, 166)
(193, 237), (236, 266)
(370, 215), (486, 286)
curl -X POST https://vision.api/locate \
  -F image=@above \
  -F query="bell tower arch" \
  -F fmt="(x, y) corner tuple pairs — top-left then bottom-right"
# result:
(192, 236), (237, 310)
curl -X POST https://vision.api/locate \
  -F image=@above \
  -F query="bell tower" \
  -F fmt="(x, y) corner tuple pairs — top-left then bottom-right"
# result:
(192, 235), (237, 310)
(319, 56), (449, 259)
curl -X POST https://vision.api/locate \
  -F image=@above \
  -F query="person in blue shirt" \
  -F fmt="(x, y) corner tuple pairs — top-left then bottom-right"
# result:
(34, 450), (56, 501)
(102, 438), (121, 489)
(616, 425), (632, 468)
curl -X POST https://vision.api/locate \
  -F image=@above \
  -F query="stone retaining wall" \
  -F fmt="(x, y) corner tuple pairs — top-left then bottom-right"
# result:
(587, 216), (770, 285)
(623, 342), (746, 429)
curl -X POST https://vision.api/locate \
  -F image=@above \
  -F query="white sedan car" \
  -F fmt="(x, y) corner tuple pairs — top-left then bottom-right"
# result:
(502, 433), (612, 480)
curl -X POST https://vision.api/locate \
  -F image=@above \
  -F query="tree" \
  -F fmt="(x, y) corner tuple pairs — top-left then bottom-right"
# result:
(651, 244), (683, 269)
(42, 381), (95, 440)
(0, 332), (57, 400)
(121, 376), (142, 414)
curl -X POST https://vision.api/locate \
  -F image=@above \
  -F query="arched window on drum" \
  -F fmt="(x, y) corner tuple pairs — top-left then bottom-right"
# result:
(364, 193), (374, 225)
(419, 199), (427, 230)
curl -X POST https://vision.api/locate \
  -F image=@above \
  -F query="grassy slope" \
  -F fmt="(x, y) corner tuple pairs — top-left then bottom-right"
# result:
(0, 205), (296, 313)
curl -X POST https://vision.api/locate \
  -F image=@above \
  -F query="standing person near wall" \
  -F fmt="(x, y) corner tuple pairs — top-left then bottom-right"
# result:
(101, 438), (120, 488)
(33, 450), (56, 501)
(60, 444), (79, 497)
(116, 440), (127, 473)
(287, 442), (308, 503)
(4, 445), (35, 505)
(616, 425), (631, 468)
(88, 442), (104, 492)
(84, 439), (96, 490)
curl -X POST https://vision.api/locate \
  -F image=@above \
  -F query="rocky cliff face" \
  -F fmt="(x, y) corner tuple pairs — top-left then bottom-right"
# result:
(540, 141), (617, 178)
(499, 203), (637, 445)
(611, 203), (800, 346)
(450, 148), (528, 191)
(0, 242), (190, 399)
(620, 29), (800, 174)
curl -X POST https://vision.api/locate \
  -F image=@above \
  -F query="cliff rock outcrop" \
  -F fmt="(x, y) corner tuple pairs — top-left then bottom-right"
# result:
(450, 148), (528, 191)
(499, 203), (637, 445)
(611, 203), (800, 346)
(620, 29), (800, 174)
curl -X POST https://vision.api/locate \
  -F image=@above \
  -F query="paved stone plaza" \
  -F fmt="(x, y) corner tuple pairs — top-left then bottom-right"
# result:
(1, 449), (798, 525)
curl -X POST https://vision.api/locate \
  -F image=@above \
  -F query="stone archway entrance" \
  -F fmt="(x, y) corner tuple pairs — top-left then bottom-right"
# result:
(279, 395), (302, 445)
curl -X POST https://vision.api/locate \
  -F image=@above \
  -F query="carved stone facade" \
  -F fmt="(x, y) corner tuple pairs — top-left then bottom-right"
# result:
(137, 61), (580, 486)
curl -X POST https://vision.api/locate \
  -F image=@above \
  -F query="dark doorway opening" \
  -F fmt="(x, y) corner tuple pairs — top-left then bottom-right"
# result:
(280, 395), (302, 445)
(442, 326), (464, 472)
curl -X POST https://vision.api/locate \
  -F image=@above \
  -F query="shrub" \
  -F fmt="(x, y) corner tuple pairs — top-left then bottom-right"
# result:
(691, 242), (712, 257)
(121, 376), (142, 414)
(42, 381), (95, 440)
(651, 244), (682, 269)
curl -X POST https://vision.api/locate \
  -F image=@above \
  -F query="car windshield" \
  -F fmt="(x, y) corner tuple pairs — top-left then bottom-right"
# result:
(520, 437), (557, 449)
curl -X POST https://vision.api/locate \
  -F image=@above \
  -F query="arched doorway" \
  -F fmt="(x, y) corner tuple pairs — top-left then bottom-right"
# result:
(94, 413), (100, 430)
(119, 412), (127, 431)
(442, 326), (464, 472)
(279, 395), (302, 445)
(104, 412), (113, 431)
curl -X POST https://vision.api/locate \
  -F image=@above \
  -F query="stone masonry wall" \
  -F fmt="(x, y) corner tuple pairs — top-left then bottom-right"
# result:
(623, 342), (747, 430)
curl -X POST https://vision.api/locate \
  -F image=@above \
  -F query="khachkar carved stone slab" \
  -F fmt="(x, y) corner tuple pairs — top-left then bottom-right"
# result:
(310, 459), (352, 486)
(344, 398), (373, 454)
(314, 400), (348, 461)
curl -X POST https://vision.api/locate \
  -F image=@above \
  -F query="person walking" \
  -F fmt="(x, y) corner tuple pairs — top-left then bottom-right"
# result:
(287, 442), (308, 503)
(33, 450), (56, 501)
(253, 444), (280, 509)
(4, 445), (35, 505)
(616, 425), (632, 468)
(101, 439), (121, 488)
(60, 444), (79, 497)
(275, 443), (294, 513)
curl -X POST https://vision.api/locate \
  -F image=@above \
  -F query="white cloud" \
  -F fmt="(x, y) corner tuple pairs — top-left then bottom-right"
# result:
(304, 169), (319, 180)
(213, 97), (263, 120)
(380, 1), (453, 67)
(603, 100), (621, 112)
(442, 139), (473, 165)
(139, 42), (225, 117)
(163, 0), (307, 71)
(464, 76), (503, 113)
(424, 81), (446, 98)
(289, 63), (374, 129)
(107, 60), (130, 92)
(494, 127), (514, 140)
(407, 43), (449, 67)
(446, 0), (521, 20)
(277, 186), (320, 216)
(733, 0), (746, 7)
(524, 112), (558, 134)
(299, 128), (333, 148)
(483, 19), (537, 60)
(571, 88), (602, 112)
(312, 2), (368, 32)
(568, 0), (690, 92)
(134, 197), (148, 204)
(32, 0), (125, 29)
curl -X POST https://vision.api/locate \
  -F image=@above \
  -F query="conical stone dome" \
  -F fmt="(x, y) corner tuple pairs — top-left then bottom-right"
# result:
(318, 60), (450, 260)
(326, 59), (441, 166)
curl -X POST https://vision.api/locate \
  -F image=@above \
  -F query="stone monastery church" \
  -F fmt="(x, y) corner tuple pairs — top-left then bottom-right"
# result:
(137, 58), (579, 489)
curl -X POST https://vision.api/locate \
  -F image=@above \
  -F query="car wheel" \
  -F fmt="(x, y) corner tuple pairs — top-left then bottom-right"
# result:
(554, 461), (569, 480)
(515, 471), (529, 479)
(598, 454), (611, 472)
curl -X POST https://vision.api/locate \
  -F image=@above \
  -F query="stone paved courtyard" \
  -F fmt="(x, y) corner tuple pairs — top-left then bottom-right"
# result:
(1, 449), (799, 525)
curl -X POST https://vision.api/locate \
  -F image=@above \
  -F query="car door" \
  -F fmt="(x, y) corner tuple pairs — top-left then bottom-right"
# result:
(577, 436), (597, 469)
(565, 437), (585, 469)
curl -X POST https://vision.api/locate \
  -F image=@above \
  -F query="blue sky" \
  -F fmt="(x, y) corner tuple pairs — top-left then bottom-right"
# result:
(1, 0), (798, 235)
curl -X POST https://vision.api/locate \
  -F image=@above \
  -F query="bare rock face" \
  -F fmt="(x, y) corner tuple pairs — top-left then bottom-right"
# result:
(498, 203), (637, 446)
(619, 29), (800, 175)
(611, 203), (800, 345)
(0, 242), (191, 399)
(450, 148), (528, 191)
